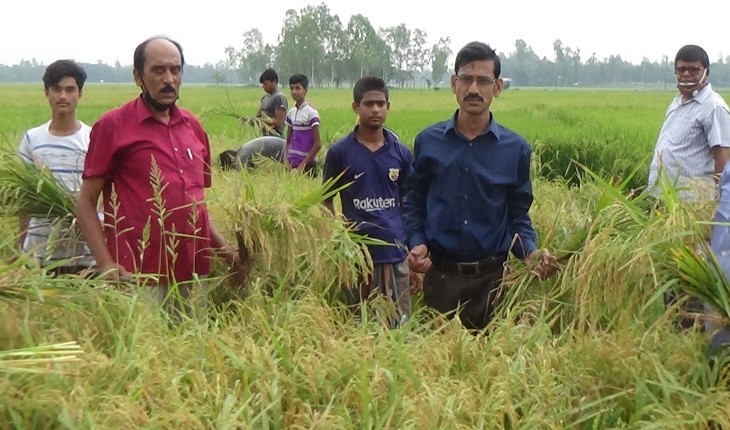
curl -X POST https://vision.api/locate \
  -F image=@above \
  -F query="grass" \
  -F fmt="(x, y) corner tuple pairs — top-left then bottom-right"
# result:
(2, 84), (730, 428)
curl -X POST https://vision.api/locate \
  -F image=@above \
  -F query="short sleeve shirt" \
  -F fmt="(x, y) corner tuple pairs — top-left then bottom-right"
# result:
(83, 97), (213, 283)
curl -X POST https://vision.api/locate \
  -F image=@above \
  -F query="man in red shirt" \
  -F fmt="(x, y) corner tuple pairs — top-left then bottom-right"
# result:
(76, 36), (238, 317)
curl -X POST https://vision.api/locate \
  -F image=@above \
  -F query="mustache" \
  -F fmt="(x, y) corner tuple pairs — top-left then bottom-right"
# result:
(464, 95), (483, 101)
(161, 85), (176, 94)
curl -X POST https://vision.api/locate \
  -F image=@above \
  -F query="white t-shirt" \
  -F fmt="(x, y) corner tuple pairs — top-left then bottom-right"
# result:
(18, 120), (95, 267)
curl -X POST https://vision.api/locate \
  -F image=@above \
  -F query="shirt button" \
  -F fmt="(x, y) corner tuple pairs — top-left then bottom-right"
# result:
(464, 194), (468, 199)
(179, 169), (183, 174)
(463, 220), (468, 225)
(174, 148), (178, 151)
(465, 167), (469, 172)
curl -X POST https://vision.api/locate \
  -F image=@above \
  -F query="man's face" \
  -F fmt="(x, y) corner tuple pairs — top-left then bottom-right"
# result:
(45, 76), (81, 116)
(450, 60), (503, 116)
(353, 90), (389, 130)
(262, 80), (277, 94)
(675, 59), (707, 98)
(133, 38), (182, 109)
(289, 83), (306, 103)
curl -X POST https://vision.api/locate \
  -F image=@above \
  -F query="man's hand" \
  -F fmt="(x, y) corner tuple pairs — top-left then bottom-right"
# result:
(526, 248), (561, 280)
(97, 263), (131, 283)
(409, 271), (423, 294)
(407, 244), (432, 274)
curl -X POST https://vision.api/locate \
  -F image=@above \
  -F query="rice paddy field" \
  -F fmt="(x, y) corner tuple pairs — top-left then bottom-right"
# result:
(2, 83), (730, 429)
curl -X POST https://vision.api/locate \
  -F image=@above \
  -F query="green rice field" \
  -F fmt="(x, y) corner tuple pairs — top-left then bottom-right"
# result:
(1, 83), (730, 429)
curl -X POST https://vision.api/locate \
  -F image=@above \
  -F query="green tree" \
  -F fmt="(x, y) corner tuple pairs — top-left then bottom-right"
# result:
(407, 28), (429, 87)
(381, 23), (411, 87)
(344, 14), (387, 80)
(239, 29), (271, 84)
(429, 37), (451, 88)
(275, 6), (328, 84)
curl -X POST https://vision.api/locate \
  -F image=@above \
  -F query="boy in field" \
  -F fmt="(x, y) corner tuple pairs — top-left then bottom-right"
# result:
(256, 68), (288, 137)
(322, 75), (415, 327)
(18, 60), (95, 276)
(284, 74), (321, 176)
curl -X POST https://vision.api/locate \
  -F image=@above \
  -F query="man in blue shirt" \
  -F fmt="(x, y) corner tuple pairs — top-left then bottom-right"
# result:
(403, 41), (558, 331)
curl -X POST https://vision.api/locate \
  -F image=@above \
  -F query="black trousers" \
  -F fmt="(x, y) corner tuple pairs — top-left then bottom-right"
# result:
(422, 261), (505, 331)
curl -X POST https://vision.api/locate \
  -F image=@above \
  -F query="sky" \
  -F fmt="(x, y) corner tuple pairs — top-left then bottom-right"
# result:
(2, 0), (729, 67)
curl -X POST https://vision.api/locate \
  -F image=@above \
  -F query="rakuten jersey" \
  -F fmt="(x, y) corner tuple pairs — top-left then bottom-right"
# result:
(323, 127), (413, 264)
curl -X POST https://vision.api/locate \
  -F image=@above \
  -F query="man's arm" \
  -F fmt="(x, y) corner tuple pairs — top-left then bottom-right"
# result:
(269, 107), (286, 130)
(19, 216), (29, 250)
(402, 136), (432, 274)
(209, 221), (238, 267)
(508, 143), (560, 279)
(711, 145), (729, 183)
(506, 143), (537, 260)
(283, 125), (293, 168)
(298, 125), (321, 170)
(76, 177), (126, 279)
(402, 135), (429, 251)
(321, 146), (339, 215)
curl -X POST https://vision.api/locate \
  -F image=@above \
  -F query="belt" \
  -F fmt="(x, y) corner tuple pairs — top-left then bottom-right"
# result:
(431, 255), (507, 276)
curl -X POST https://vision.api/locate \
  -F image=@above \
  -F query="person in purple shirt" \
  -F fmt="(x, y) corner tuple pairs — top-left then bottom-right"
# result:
(323, 76), (415, 327)
(284, 73), (321, 176)
(403, 41), (559, 332)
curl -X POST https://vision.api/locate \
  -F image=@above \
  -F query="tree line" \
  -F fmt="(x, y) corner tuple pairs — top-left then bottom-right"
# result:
(3, 2), (730, 88)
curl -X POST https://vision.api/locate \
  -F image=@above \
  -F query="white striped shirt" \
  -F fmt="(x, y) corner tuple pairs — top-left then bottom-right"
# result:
(18, 120), (95, 267)
(648, 84), (730, 201)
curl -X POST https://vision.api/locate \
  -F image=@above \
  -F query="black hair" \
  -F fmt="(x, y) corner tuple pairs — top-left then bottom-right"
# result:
(133, 36), (185, 76)
(289, 73), (309, 89)
(675, 45), (710, 70)
(43, 60), (87, 90)
(259, 68), (278, 83)
(218, 150), (239, 171)
(353, 76), (388, 104)
(454, 41), (501, 78)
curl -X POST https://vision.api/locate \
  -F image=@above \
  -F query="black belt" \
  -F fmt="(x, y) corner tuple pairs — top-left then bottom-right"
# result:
(431, 255), (506, 276)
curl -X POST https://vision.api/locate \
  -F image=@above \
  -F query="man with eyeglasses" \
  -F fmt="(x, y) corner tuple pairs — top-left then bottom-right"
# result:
(403, 41), (559, 333)
(647, 45), (730, 331)
(648, 44), (730, 203)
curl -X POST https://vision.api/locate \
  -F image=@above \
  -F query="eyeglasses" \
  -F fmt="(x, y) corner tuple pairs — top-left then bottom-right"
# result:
(674, 66), (704, 75)
(456, 74), (496, 87)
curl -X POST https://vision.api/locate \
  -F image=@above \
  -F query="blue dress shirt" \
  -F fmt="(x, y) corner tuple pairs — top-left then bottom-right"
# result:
(403, 110), (537, 261)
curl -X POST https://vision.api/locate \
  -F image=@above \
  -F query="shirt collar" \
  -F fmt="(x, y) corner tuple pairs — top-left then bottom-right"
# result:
(693, 83), (713, 103)
(134, 95), (183, 124)
(444, 109), (501, 140)
(349, 125), (398, 145)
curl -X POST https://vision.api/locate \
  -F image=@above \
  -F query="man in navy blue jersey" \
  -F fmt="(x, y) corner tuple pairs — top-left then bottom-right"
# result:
(403, 41), (559, 332)
(323, 76), (415, 327)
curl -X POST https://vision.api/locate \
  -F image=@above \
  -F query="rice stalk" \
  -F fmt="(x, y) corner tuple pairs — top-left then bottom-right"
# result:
(0, 341), (84, 374)
(0, 152), (76, 219)
(663, 241), (730, 322)
(215, 165), (375, 295)
(202, 100), (275, 137)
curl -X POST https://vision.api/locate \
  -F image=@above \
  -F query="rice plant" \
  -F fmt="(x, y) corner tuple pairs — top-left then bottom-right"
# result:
(0, 152), (76, 220)
(212, 160), (375, 297)
(0, 342), (83, 374)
